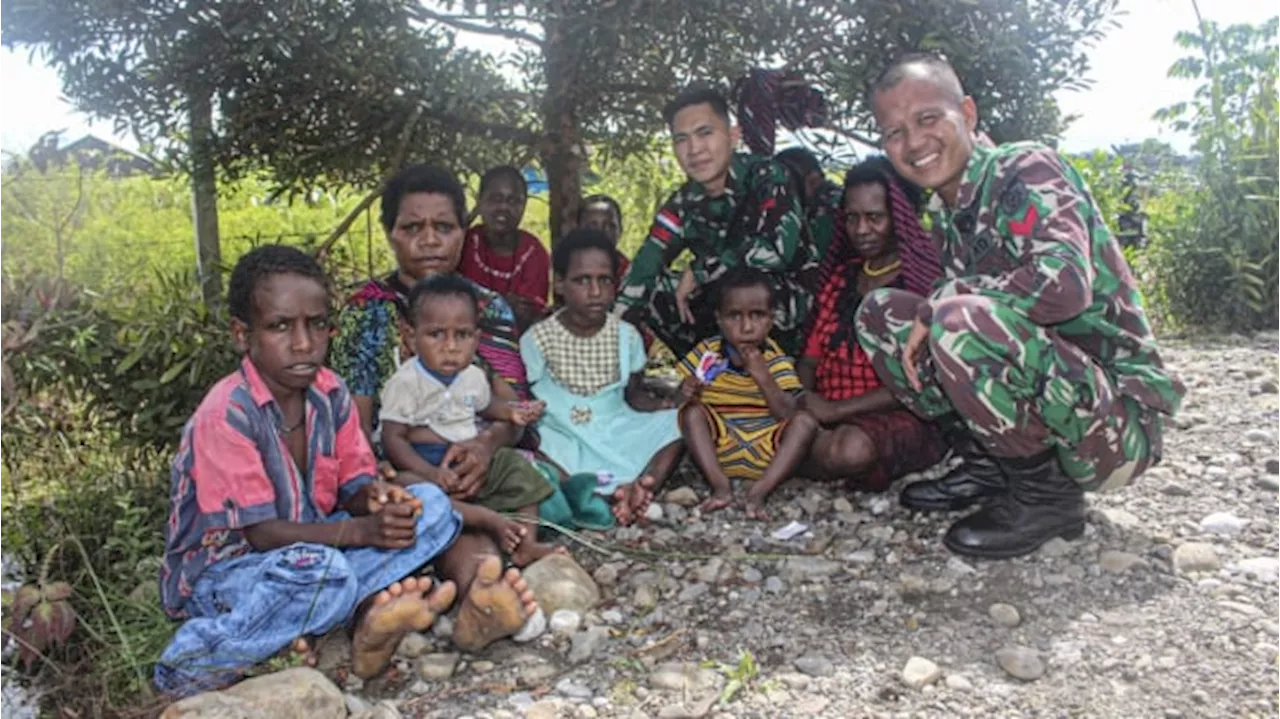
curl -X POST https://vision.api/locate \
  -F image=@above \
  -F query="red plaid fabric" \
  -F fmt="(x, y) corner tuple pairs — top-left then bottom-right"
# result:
(802, 263), (905, 401)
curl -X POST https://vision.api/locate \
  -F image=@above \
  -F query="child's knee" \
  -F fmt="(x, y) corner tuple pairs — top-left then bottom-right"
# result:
(789, 410), (820, 436)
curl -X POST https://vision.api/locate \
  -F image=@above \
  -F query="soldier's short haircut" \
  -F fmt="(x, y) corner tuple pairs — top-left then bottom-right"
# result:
(663, 84), (732, 127)
(870, 53), (966, 106)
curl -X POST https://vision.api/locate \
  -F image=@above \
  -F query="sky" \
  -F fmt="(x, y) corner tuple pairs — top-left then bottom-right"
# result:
(0, 0), (1274, 158)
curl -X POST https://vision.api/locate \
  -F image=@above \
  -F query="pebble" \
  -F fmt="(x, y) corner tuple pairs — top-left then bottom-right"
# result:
(592, 564), (620, 587)
(345, 694), (373, 715)
(1173, 542), (1222, 574)
(600, 609), (625, 624)
(995, 645), (1045, 681)
(764, 576), (785, 594)
(1255, 474), (1280, 491)
(945, 674), (974, 691)
(644, 503), (664, 522)
(793, 655), (835, 677)
(664, 487), (700, 507)
(431, 614), (455, 639)
(417, 652), (461, 681)
(555, 678), (594, 699)
(1244, 428), (1274, 444)
(569, 626), (610, 664)
(513, 607), (547, 643)
(1098, 550), (1147, 574)
(1235, 557), (1280, 583)
(677, 582), (710, 601)
(527, 700), (571, 719)
(1039, 536), (1075, 557)
(1266, 458), (1279, 475)
(470, 660), (495, 674)
(832, 497), (854, 513)
(901, 656), (942, 688)
(988, 603), (1022, 628)
(1199, 512), (1249, 537)
(519, 662), (559, 685)
(396, 631), (432, 658)
(779, 556), (841, 581)
(634, 585), (658, 610)
(549, 609), (583, 636)
(649, 662), (722, 692)
(740, 566), (763, 584)
(694, 558), (727, 584)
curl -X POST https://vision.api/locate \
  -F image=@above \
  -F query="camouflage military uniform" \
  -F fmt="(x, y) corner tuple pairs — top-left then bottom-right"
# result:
(855, 142), (1185, 492)
(616, 152), (817, 357)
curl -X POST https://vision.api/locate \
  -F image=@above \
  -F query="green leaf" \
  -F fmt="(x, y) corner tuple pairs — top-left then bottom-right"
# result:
(158, 359), (191, 385)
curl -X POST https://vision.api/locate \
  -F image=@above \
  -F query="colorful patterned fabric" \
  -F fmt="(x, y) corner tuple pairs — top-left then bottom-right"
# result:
(526, 312), (621, 397)
(806, 179), (845, 263)
(856, 141), (1187, 491)
(677, 337), (802, 480)
(730, 69), (829, 157)
(160, 357), (377, 618)
(457, 226), (551, 314)
(804, 267), (904, 401)
(330, 272), (529, 403)
(616, 153), (817, 356)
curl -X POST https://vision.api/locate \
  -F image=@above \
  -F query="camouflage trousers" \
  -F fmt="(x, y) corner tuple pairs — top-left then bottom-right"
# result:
(625, 267), (812, 358)
(854, 289), (1163, 492)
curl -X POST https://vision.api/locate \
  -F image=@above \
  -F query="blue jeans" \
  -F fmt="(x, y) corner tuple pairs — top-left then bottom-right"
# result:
(154, 483), (461, 696)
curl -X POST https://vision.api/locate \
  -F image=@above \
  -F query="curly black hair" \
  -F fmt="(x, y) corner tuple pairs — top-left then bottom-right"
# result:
(553, 227), (618, 278)
(844, 155), (923, 211)
(406, 273), (479, 327)
(380, 164), (468, 233)
(227, 244), (329, 324)
(713, 265), (774, 311)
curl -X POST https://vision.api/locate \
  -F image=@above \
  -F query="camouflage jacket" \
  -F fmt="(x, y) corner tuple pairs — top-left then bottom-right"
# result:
(616, 152), (814, 309)
(921, 141), (1185, 417)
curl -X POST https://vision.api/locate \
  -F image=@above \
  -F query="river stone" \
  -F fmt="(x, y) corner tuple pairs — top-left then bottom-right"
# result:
(417, 653), (461, 681)
(1173, 543), (1221, 574)
(649, 662), (723, 693)
(1099, 550), (1147, 574)
(1199, 512), (1249, 537)
(162, 668), (345, 719)
(665, 487), (700, 508)
(901, 657), (942, 689)
(1236, 557), (1280, 583)
(522, 554), (601, 615)
(351, 701), (403, 719)
(988, 603), (1022, 628)
(779, 556), (841, 581)
(995, 646), (1046, 681)
(396, 631), (432, 658)
(549, 609), (583, 636)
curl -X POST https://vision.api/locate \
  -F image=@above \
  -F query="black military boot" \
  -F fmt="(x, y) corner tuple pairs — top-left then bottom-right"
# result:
(899, 431), (1009, 512)
(942, 450), (1086, 559)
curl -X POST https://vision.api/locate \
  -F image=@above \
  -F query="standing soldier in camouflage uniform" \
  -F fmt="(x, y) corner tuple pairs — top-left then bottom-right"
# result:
(857, 54), (1185, 559)
(615, 86), (817, 357)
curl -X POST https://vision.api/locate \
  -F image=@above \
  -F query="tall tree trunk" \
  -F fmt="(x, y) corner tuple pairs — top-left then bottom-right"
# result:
(189, 85), (223, 305)
(540, 5), (582, 247)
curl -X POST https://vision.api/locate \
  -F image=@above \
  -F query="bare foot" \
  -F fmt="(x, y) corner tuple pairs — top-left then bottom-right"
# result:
(511, 538), (568, 568)
(612, 475), (657, 526)
(453, 555), (538, 653)
(698, 489), (733, 514)
(488, 515), (526, 555)
(275, 636), (317, 668)
(351, 576), (457, 678)
(743, 499), (770, 521)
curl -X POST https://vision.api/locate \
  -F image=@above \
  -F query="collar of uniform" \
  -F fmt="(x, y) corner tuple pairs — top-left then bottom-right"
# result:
(685, 152), (751, 203)
(240, 355), (337, 408)
(926, 140), (997, 215)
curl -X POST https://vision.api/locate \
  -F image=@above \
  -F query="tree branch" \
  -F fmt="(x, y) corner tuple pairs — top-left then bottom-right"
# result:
(826, 125), (881, 149)
(409, 6), (543, 46)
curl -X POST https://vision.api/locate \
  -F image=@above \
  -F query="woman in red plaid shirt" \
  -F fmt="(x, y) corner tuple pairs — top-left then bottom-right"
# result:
(797, 157), (948, 491)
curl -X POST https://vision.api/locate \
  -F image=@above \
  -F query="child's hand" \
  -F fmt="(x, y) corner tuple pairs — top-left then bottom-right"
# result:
(679, 376), (703, 403)
(355, 502), (419, 549)
(366, 481), (422, 518)
(510, 400), (545, 426)
(738, 343), (768, 376)
(433, 466), (461, 494)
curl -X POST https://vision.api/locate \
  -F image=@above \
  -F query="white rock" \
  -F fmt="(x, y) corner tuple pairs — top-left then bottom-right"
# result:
(664, 487), (700, 508)
(416, 653), (460, 682)
(1245, 428), (1274, 444)
(396, 632), (432, 659)
(901, 657), (942, 689)
(1235, 557), (1280, 583)
(995, 646), (1045, 681)
(549, 609), (583, 636)
(512, 606), (547, 643)
(522, 554), (602, 615)
(1199, 512), (1249, 537)
(944, 674), (974, 691)
(644, 503), (664, 522)
(1173, 542), (1221, 574)
(163, 668), (345, 719)
(832, 497), (854, 513)
(1099, 550), (1147, 574)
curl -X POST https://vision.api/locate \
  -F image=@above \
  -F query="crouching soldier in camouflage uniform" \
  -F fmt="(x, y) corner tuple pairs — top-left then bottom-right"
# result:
(857, 54), (1186, 559)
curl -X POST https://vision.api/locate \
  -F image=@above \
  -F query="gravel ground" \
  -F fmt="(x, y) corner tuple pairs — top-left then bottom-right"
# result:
(318, 334), (1279, 719)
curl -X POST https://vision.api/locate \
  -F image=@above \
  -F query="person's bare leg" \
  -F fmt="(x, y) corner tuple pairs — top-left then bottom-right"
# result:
(679, 404), (734, 514)
(435, 532), (537, 652)
(350, 576), (458, 678)
(801, 425), (878, 482)
(744, 412), (820, 521)
(612, 440), (684, 525)
(509, 503), (567, 566)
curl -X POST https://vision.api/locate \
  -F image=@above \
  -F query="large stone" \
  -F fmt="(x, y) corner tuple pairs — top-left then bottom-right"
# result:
(793, 655), (835, 677)
(1173, 543), (1221, 575)
(901, 657), (942, 689)
(522, 554), (601, 615)
(664, 487), (700, 508)
(162, 668), (345, 719)
(995, 646), (1045, 681)
(988, 603), (1021, 628)
(1199, 512), (1249, 537)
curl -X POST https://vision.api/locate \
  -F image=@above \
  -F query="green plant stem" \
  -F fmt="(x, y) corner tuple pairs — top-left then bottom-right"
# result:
(69, 535), (152, 699)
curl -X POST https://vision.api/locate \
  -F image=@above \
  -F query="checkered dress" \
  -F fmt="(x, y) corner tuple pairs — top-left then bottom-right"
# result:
(527, 312), (621, 397)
